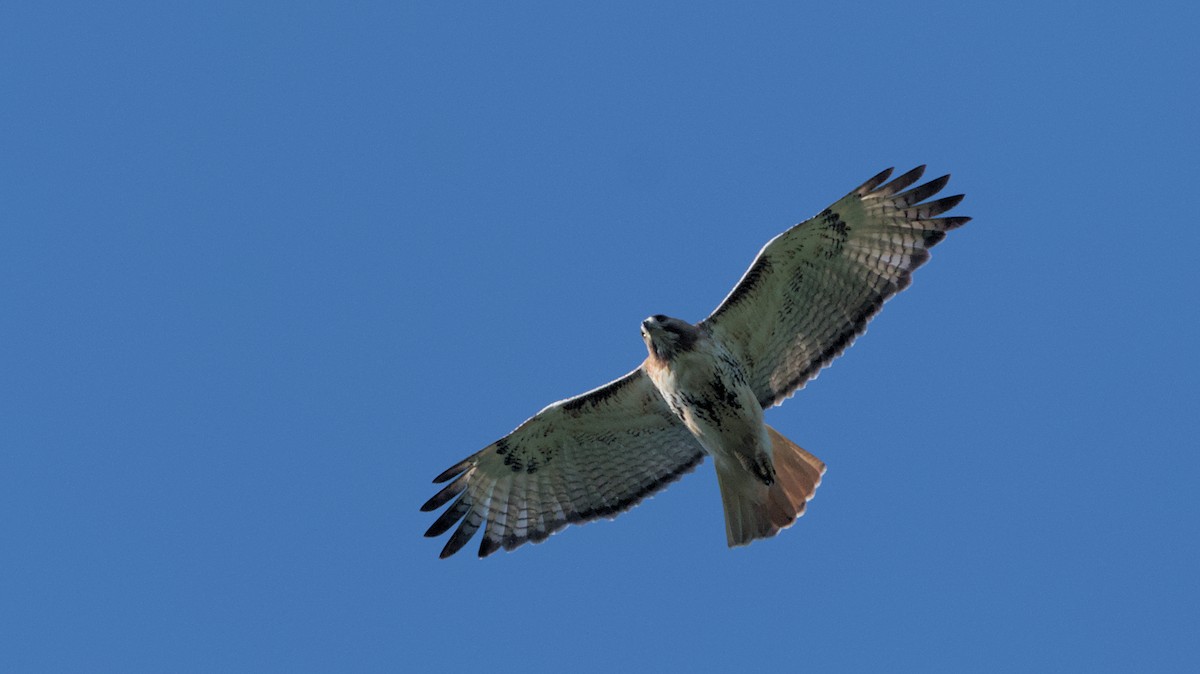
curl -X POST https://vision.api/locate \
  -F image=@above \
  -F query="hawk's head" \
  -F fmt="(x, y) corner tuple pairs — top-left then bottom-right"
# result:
(641, 314), (699, 363)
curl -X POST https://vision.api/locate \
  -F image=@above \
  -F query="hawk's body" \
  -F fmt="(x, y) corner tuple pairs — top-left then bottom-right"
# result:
(423, 166), (970, 558)
(642, 316), (826, 545)
(645, 321), (768, 482)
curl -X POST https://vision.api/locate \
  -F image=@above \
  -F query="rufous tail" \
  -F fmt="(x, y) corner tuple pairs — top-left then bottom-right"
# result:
(715, 424), (826, 547)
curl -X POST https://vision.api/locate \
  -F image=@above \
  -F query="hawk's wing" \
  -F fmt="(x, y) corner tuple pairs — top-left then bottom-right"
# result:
(701, 166), (969, 408)
(421, 368), (705, 558)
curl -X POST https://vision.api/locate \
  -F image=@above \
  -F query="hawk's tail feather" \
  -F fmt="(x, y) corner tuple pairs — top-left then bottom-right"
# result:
(716, 425), (825, 548)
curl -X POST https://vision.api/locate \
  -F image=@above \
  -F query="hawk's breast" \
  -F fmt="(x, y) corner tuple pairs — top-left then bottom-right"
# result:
(646, 336), (767, 463)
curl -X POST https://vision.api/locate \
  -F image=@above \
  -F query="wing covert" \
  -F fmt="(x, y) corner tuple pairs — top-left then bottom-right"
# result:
(701, 166), (969, 408)
(421, 368), (705, 558)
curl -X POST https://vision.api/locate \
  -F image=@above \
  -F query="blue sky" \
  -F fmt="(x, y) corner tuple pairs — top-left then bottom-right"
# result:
(3, 1), (1198, 671)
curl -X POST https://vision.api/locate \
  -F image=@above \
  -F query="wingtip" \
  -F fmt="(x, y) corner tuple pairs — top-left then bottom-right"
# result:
(424, 494), (469, 537)
(478, 536), (501, 558)
(881, 165), (927, 195)
(432, 458), (471, 483)
(420, 473), (469, 512)
(855, 167), (894, 195)
(939, 193), (966, 210)
(440, 520), (478, 558)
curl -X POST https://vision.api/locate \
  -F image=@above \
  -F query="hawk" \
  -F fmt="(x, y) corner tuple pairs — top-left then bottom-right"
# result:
(422, 166), (969, 558)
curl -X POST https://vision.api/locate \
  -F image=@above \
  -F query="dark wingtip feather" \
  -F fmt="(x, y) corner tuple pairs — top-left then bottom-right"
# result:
(855, 167), (894, 195)
(420, 472), (469, 512)
(424, 494), (469, 538)
(440, 515), (481, 558)
(892, 174), (950, 206)
(876, 165), (926, 197)
(938, 216), (971, 229)
(478, 535), (501, 558)
(909, 193), (964, 217)
(432, 457), (472, 483)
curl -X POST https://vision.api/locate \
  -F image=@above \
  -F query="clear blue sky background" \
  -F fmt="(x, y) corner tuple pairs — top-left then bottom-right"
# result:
(3, 2), (1198, 671)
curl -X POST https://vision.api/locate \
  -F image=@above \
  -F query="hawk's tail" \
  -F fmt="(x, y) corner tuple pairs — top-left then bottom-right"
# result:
(716, 424), (826, 548)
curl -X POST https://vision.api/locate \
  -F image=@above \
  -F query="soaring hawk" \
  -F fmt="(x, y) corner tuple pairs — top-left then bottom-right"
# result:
(422, 166), (969, 558)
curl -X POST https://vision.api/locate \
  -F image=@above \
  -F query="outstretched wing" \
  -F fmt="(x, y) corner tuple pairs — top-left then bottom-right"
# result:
(421, 368), (705, 558)
(701, 166), (970, 408)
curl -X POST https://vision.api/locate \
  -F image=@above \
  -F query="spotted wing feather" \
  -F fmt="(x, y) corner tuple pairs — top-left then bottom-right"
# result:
(422, 368), (705, 558)
(702, 166), (969, 408)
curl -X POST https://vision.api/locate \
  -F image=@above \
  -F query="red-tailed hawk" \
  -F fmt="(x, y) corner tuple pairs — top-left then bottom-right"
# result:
(422, 166), (969, 558)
